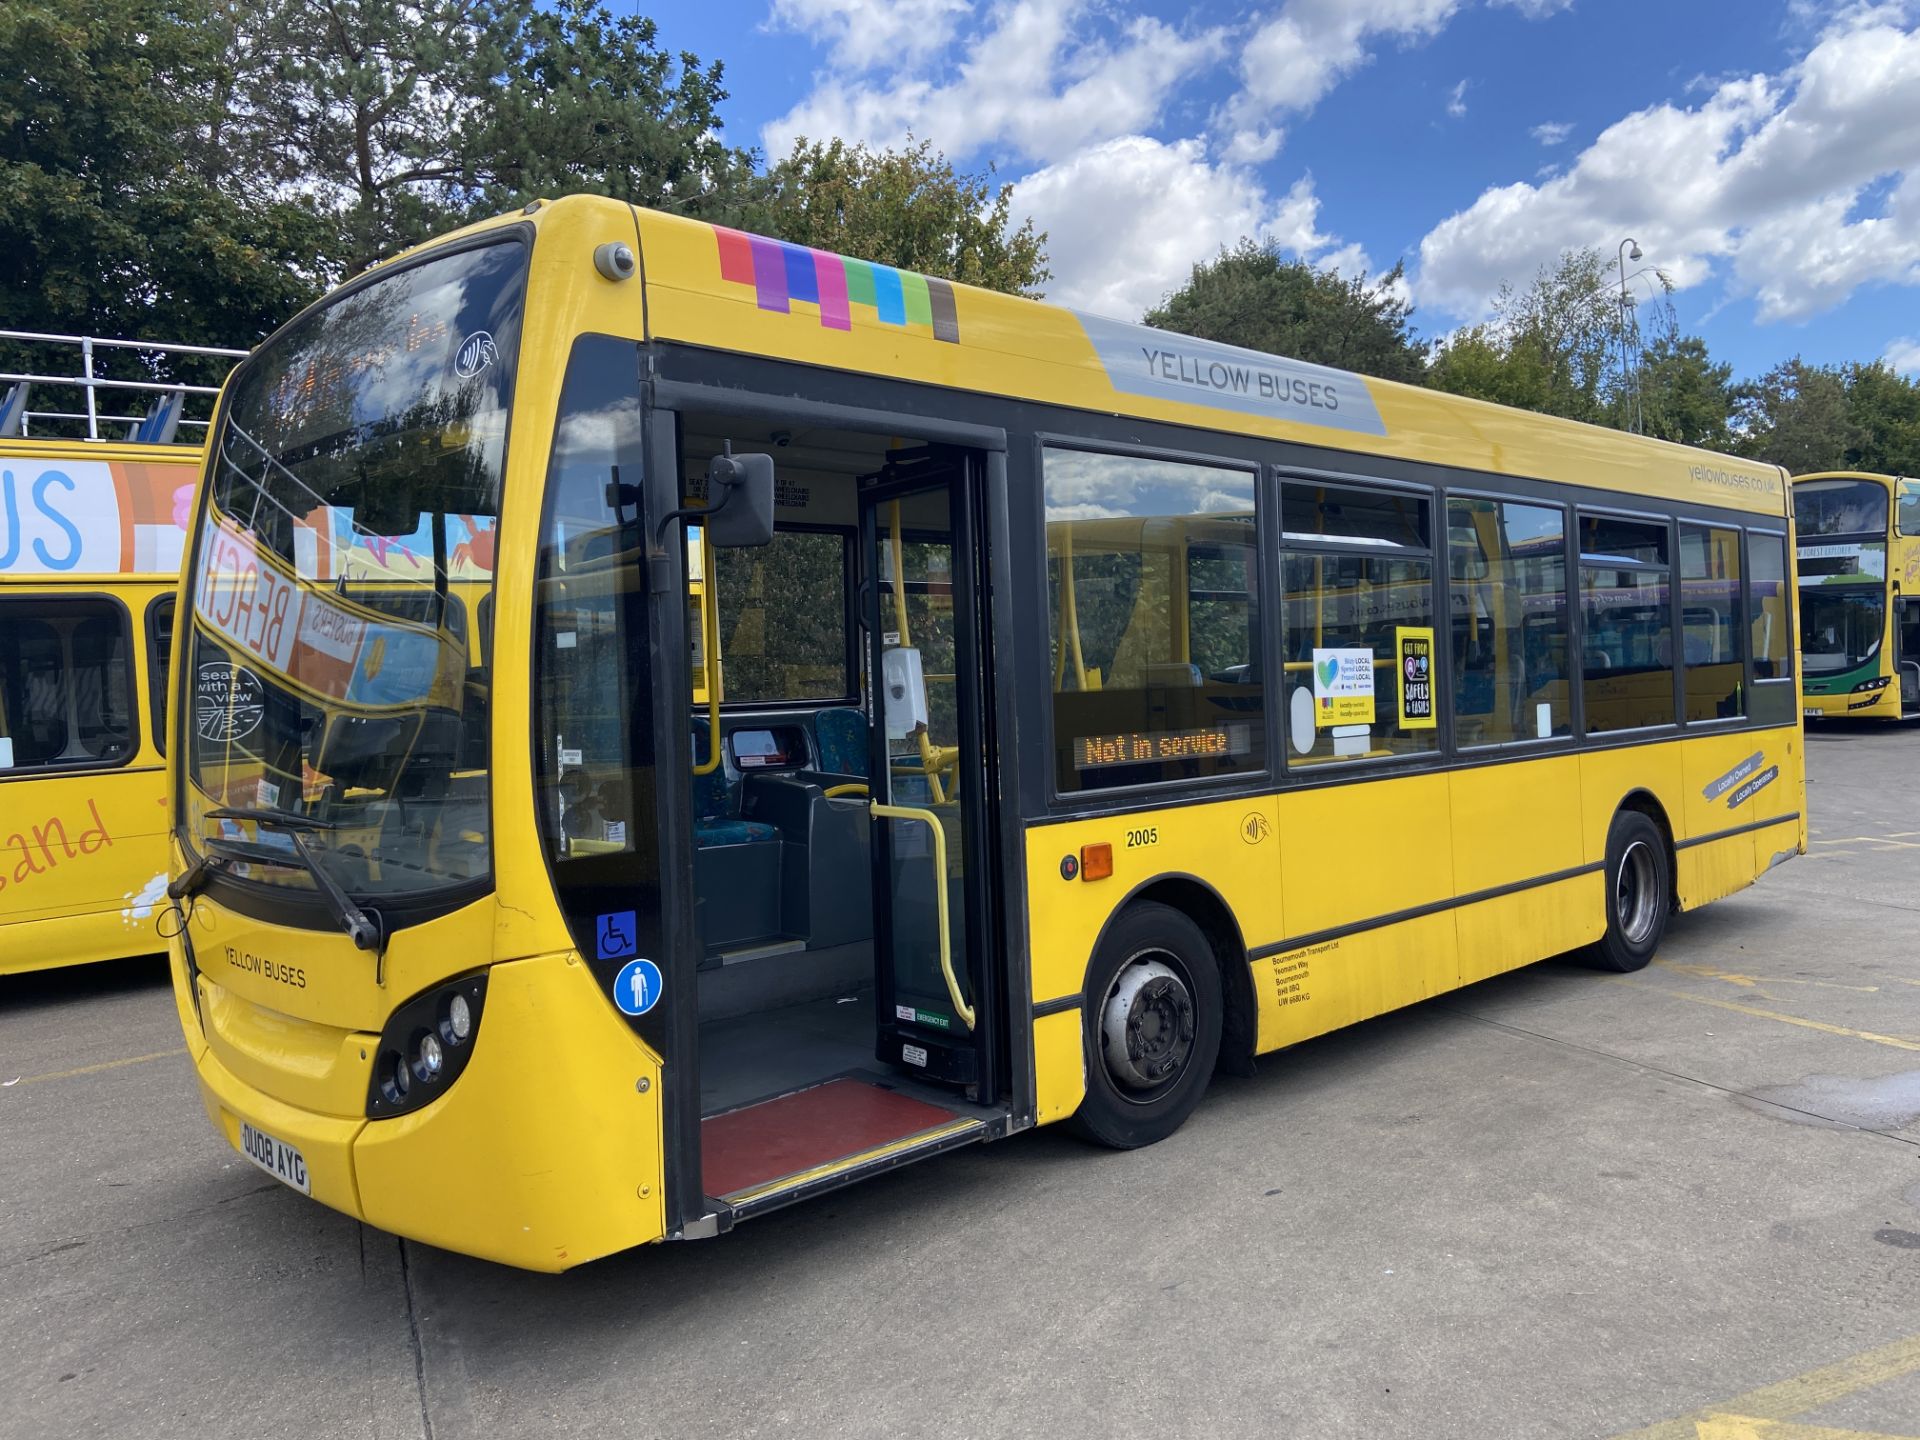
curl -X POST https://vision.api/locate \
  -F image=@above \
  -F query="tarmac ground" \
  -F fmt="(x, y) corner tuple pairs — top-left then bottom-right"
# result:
(3, 720), (1918, 1438)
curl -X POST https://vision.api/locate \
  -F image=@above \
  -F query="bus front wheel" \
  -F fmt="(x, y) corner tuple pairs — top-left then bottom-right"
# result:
(1587, 810), (1671, 973)
(1070, 902), (1222, 1149)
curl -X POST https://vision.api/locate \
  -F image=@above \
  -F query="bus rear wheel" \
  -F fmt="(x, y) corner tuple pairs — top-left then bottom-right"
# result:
(1586, 810), (1671, 973)
(1070, 902), (1222, 1149)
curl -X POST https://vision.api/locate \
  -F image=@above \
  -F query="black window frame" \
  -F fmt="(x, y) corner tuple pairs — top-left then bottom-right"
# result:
(0, 592), (139, 779)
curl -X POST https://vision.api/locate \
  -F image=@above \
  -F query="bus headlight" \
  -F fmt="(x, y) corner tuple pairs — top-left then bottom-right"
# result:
(444, 992), (473, 1044)
(368, 972), (488, 1118)
(1850, 675), (1891, 692)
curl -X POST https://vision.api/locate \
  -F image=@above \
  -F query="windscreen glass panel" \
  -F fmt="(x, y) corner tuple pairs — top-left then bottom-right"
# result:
(1044, 449), (1263, 793)
(1793, 480), (1888, 537)
(1799, 588), (1885, 675)
(181, 239), (522, 903)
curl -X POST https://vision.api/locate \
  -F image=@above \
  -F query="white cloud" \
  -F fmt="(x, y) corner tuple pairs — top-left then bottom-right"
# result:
(1447, 79), (1470, 118)
(762, 0), (1227, 165)
(1886, 336), (1920, 373)
(1416, 5), (1920, 323)
(1530, 120), (1573, 145)
(1014, 147), (1379, 318)
(765, 0), (969, 70)
(1222, 0), (1458, 150)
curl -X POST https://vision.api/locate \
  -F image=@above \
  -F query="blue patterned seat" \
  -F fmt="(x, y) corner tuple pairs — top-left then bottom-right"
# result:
(813, 706), (869, 778)
(692, 722), (777, 846)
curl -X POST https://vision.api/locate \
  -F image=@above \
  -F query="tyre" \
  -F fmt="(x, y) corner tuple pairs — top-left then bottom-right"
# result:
(1586, 809), (1671, 973)
(1069, 901), (1223, 1148)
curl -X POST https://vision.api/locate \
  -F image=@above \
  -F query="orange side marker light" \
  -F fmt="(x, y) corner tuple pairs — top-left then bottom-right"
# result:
(1080, 842), (1113, 881)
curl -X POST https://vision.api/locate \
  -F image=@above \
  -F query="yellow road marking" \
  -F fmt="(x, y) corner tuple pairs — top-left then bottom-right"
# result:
(1657, 961), (1879, 994)
(1651, 990), (1920, 1052)
(7, 1048), (186, 1087)
(1814, 835), (1920, 850)
(1609, 1331), (1920, 1439)
(1697, 1420), (1920, 1440)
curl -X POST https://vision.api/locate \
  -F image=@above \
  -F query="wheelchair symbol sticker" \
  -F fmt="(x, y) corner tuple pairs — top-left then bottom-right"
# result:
(596, 910), (637, 960)
(613, 958), (664, 1017)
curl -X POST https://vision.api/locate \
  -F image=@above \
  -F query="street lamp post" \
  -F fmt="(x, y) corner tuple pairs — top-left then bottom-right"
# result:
(1617, 237), (1643, 434)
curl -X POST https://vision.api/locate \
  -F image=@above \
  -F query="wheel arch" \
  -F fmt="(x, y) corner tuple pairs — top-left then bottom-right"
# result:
(1083, 872), (1257, 1078)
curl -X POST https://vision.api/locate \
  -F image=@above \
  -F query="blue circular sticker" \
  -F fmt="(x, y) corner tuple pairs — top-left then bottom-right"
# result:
(613, 957), (664, 1017)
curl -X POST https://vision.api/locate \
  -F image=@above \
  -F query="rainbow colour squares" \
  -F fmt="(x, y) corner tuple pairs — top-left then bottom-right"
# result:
(712, 226), (961, 343)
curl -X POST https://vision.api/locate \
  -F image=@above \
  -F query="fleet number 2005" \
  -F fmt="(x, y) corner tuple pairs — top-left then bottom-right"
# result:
(1126, 827), (1158, 848)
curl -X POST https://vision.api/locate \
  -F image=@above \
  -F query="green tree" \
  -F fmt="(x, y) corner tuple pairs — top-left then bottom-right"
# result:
(1639, 334), (1736, 450)
(223, 0), (754, 276)
(748, 136), (1048, 296)
(1839, 361), (1920, 476)
(1144, 238), (1425, 383)
(1428, 248), (1649, 424)
(0, 0), (324, 397)
(1733, 359), (1860, 472)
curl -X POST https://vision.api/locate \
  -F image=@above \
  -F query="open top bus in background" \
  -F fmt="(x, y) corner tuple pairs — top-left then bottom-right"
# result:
(164, 196), (1803, 1270)
(1793, 471), (1920, 719)
(0, 331), (244, 975)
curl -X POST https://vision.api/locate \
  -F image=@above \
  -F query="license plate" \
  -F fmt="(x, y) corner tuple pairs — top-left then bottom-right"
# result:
(1803, 707), (1821, 717)
(239, 1121), (310, 1195)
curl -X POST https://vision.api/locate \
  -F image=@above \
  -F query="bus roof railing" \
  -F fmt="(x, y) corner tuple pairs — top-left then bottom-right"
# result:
(0, 329), (249, 445)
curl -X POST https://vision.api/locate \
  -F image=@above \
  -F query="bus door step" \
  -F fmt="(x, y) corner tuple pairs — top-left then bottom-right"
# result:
(702, 1077), (983, 1216)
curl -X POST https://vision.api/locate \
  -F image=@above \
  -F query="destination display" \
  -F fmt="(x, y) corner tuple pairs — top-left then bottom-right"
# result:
(1073, 723), (1253, 770)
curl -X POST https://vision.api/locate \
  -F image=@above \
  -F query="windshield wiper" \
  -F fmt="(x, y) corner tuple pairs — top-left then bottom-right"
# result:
(206, 804), (342, 832)
(203, 807), (382, 953)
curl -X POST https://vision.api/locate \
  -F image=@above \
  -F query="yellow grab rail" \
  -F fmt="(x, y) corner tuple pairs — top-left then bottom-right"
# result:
(692, 525), (722, 776)
(870, 801), (974, 1031)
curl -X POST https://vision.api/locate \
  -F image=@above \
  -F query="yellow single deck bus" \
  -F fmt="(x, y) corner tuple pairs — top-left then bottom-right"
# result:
(164, 198), (1805, 1270)
(1, 331), (244, 975)
(1793, 471), (1920, 719)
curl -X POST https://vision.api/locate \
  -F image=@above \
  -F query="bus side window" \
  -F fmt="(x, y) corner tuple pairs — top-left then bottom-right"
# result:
(0, 599), (135, 770)
(1282, 482), (1439, 766)
(1680, 525), (1744, 721)
(149, 596), (175, 754)
(1747, 530), (1794, 725)
(1447, 497), (1570, 746)
(1043, 447), (1263, 793)
(1579, 514), (1674, 734)
(533, 336), (650, 859)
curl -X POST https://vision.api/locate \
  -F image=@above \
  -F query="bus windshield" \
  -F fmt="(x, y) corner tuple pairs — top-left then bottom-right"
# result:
(1794, 479), (1888, 537)
(1800, 587), (1884, 675)
(179, 238), (524, 905)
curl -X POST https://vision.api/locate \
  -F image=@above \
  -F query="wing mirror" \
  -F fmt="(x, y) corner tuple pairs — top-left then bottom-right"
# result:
(704, 450), (775, 548)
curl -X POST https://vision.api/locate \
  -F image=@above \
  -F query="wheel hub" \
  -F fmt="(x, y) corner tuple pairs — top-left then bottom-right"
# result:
(1100, 956), (1196, 1093)
(1617, 839), (1659, 946)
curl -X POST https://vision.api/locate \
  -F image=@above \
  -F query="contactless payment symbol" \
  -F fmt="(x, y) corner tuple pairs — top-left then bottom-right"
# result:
(595, 910), (637, 961)
(613, 958), (664, 1017)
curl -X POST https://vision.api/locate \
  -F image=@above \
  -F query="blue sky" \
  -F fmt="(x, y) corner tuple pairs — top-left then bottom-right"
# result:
(654, 0), (1920, 382)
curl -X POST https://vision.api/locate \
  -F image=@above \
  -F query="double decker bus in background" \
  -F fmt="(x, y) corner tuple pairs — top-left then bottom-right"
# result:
(164, 197), (1804, 1271)
(1, 331), (246, 976)
(1793, 471), (1920, 719)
